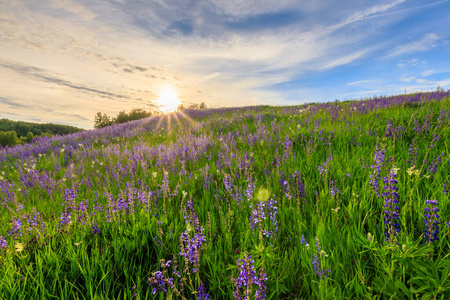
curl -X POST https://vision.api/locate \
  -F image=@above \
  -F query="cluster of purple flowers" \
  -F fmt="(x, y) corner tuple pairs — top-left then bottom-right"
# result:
(382, 168), (400, 243)
(7, 208), (45, 239)
(201, 165), (212, 191)
(369, 144), (385, 197)
(423, 200), (440, 243)
(0, 235), (7, 250)
(279, 171), (306, 200)
(231, 253), (267, 300)
(407, 139), (418, 166)
(180, 198), (207, 274)
(148, 270), (174, 295)
(249, 198), (279, 238)
(318, 154), (333, 175)
(311, 237), (331, 280)
(179, 228), (206, 272)
(245, 176), (255, 201)
(197, 282), (210, 300)
(329, 180), (340, 197)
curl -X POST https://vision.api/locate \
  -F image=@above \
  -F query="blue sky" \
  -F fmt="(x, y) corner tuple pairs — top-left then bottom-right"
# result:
(1, 0), (450, 128)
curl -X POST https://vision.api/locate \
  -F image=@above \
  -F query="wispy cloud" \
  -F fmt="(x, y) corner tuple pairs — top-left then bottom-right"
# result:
(388, 33), (440, 57)
(0, 60), (129, 100)
(347, 79), (376, 86)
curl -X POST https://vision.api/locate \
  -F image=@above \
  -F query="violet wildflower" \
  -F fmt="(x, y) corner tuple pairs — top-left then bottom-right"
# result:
(92, 223), (100, 235)
(382, 168), (400, 243)
(231, 253), (267, 300)
(249, 198), (278, 238)
(197, 282), (210, 300)
(423, 200), (440, 243)
(7, 217), (22, 238)
(287, 170), (306, 200)
(300, 235), (307, 246)
(318, 154), (333, 175)
(245, 176), (255, 201)
(0, 235), (7, 250)
(312, 237), (330, 280)
(223, 174), (233, 193)
(407, 139), (418, 166)
(369, 143), (385, 197)
(179, 227), (206, 273)
(330, 180), (340, 197)
(147, 271), (173, 294)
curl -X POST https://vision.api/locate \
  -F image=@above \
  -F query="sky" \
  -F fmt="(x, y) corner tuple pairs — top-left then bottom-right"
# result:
(1, 0), (450, 129)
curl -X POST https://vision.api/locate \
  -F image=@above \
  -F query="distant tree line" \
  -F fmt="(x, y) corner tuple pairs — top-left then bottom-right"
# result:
(177, 102), (207, 110)
(94, 104), (209, 129)
(0, 118), (82, 148)
(94, 108), (153, 128)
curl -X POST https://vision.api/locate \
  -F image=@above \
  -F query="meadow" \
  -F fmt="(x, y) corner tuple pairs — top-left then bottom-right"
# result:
(1, 90), (450, 299)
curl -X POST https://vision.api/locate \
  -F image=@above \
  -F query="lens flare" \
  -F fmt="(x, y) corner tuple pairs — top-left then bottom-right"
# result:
(157, 88), (181, 113)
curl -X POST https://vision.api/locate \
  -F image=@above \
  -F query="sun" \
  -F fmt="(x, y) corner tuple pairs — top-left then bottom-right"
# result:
(157, 87), (181, 113)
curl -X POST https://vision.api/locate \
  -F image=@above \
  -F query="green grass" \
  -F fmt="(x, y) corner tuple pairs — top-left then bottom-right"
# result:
(0, 95), (450, 299)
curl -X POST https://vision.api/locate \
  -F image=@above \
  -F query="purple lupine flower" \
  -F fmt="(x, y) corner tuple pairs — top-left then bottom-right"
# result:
(428, 134), (439, 149)
(249, 198), (278, 238)
(223, 174), (233, 193)
(231, 253), (267, 300)
(369, 144), (385, 197)
(312, 237), (331, 280)
(179, 227), (206, 271)
(197, 282), (210, 300)
(318, 154), (333, 175)
(201, 165), (212, 191)
(245, 176), (255, 201)
(382, 168), (400, 243)
(300, 235), (307, 246)
(289, 170), (306, 200)
(330, 180), (340, 197)
(147, 271), (173, 294)
(0, 235), (7, 249)
(160, 172), (170, 198)
(423, 200), (440, 243)
(92, 223), (100, 235)
(407, 139), (418, 166)
(7, 217), (23, 238)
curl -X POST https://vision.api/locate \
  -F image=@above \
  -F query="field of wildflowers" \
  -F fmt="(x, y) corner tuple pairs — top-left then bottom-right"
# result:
(1, 90), (450, 299)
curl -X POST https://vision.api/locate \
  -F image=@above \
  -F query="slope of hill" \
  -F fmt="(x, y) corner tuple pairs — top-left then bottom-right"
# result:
(0, 90), (449, 299)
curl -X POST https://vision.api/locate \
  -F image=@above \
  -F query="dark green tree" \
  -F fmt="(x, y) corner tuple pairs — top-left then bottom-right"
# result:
(94, 112), (113, 128)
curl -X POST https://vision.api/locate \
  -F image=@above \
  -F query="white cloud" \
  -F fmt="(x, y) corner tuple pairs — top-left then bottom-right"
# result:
(347, 79), (375, 86)
(400, 76), (415, 82)
(320, 49), (370, 70)
(421, 70), (435, 77)
(388, 33), (440, 57)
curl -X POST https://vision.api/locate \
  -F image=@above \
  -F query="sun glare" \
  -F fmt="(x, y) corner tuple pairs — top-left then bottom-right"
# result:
(157, 88), (181, 113)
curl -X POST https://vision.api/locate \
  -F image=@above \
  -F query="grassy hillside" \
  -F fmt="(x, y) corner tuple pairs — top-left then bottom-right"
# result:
(0, 90), (450, 299)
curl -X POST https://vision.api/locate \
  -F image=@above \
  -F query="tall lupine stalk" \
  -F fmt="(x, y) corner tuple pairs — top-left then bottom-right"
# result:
(423, 200), (440, 243)
(382, 168), (400, 243)
(311, 237), (331, 281)
(178, 198), (209, 297)
(245, 176), (255, 202)
(369, 142), (385, 197)
(249, 198), (279, 239)
(0, 236), (7, 251)
(231, 253), (267, 300)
